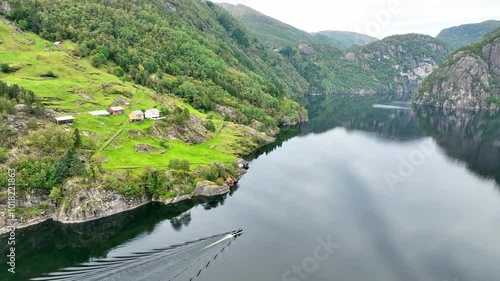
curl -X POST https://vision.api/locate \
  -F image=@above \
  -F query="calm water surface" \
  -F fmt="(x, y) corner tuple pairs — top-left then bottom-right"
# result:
(2, 95), (500, 281)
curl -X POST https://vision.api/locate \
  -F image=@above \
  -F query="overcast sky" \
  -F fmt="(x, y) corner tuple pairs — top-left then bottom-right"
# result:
(211, 0), (500, 39)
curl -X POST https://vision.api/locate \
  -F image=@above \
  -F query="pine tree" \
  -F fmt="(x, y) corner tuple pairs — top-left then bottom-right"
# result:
(73, 128), (82, 148)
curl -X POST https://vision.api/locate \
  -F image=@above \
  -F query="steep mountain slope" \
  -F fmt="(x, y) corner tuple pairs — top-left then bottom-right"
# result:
(437, 20), (500, 50)
(220, 3), (451, 98)
(316, 30), (378, 48)
(217, 3), (342, 48)
(349, 34), (451, 98)
(0, 18), (283, 229)
(414, 28), (500, 110)
(2, 0), (307, 128)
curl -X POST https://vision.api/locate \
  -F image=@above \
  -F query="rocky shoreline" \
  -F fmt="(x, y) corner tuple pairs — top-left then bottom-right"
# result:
(0, 166), (248, 234)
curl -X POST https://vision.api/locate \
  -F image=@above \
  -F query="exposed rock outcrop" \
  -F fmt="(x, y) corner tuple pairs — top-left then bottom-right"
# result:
(354, 34), (450, 99)
(414, 29), (500, 110)
(149, 115), (209, 145)
(194, 180), (230, 197)
(54, 180), (150, 223)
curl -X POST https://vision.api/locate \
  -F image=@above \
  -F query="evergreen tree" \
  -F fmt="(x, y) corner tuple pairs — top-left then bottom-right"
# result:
(73, 128), (82, 148)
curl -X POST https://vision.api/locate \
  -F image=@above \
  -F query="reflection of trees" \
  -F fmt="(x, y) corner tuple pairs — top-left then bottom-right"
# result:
(415, 106), (500, 187)
(0, 195), (233, 281)
(170, 211), (192, 231)
(302, 95), (426, 141)
(247, 95), (426, 161)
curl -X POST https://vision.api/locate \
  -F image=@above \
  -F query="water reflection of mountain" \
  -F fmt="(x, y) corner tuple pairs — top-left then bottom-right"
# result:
(415, 106), (500, 187)
(301, 95), (426, 141)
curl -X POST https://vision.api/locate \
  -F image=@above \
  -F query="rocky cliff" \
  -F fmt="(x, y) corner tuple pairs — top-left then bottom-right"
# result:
(414, 28), (500, 110)
(351, 34), (451, 99)
(218, 3), (451, 98)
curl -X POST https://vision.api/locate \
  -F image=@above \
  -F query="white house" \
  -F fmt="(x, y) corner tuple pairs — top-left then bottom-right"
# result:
(89, 110), (111, 116)
(145, 108), (160, 119)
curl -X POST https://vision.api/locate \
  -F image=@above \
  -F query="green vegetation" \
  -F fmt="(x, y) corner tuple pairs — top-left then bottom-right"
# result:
(415, 27), (500, 107)
(0, 80), (45, 116)
(219, 3), (451, 96)
(316, 30), (378, 48)
(0, 15), (274, 213)
(4, 0), (306, 127)
(436, 20), (500, 50)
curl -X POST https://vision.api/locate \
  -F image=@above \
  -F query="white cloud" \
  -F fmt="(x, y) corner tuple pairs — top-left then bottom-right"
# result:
(212, 0), (500, 38)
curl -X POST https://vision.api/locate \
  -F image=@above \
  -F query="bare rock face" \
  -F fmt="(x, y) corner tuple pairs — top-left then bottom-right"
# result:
(415, 40), (500, 111)
(345, 52), (357, 63)
(483, 43), (500, 77)
(149, 115), (209, 145)
(354, 34), (450, 99)
(194, 180), (230, 197)
(135, 143), (163, 154)
(298, 43), (314, 56)
(1, 1), (12, 14)
(54, 179), (150, 223)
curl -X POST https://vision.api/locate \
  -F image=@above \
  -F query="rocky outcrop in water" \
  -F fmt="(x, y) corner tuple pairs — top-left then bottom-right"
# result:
(414, 28), (500, 110)
(194, 180), (230, 197)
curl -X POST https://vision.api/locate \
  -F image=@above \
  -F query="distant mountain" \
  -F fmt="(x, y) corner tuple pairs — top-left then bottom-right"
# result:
(219, 3), (451, 98)
(415, 28), (500, 110)
(316, 30), (378, 48)
(437, 20), (500, 49)
(350, 34), (451, 99)
(217, 3), (342, 48)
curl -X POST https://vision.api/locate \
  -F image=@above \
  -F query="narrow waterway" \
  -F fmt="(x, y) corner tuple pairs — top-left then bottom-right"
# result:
(2, 95), (500, 281)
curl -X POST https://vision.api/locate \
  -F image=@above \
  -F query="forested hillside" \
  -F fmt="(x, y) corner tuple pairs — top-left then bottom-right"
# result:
(437, 20), (500, 50)
(0, 16), (283, 230)
(219, 3), (451, 97)
(2, 0), (307, 128)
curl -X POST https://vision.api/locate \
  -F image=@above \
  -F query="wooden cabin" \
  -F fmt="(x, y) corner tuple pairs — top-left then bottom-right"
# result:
(108, 106), (124, 115)
(145, 108), (160, 119)
(55, 116), (74, 125)
(129, 110), (144, 122)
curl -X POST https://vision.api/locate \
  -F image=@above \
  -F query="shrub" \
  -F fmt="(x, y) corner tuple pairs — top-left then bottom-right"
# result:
(49, 186), (63, 204)
(91, 53), (106, 67)
(41, 71), (57, 78)
(113, 66), (125, 77)
(168, 159), (190, 171)
(159, 141), (171, 149)
(215, 177), (225, 186)
(18, 20), (28, 30)
(0, 63), (11, 73)
(204, 120), (216, 132)
(27, 118), (39, 130)
(0, 149), (8, 164)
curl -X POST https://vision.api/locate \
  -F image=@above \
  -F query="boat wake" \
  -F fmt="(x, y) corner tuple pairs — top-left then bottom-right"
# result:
(31, 230), (241, 281)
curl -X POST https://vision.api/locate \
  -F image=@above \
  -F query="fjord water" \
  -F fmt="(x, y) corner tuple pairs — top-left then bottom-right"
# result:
(3, 95), (500, 281)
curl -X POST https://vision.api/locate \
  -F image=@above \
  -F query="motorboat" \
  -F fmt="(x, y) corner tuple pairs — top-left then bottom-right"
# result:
(231, 228), (243, 236)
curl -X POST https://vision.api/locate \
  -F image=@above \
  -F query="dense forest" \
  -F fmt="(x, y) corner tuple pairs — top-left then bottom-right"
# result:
(3, 0), (308, 128)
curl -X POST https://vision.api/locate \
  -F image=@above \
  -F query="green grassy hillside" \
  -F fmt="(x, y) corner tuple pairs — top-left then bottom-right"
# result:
(2, 0), (307, 129)
(0, 19), (274, 216)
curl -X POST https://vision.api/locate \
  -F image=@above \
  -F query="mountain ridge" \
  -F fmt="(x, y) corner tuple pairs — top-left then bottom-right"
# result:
(437, 20), (500, 50)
